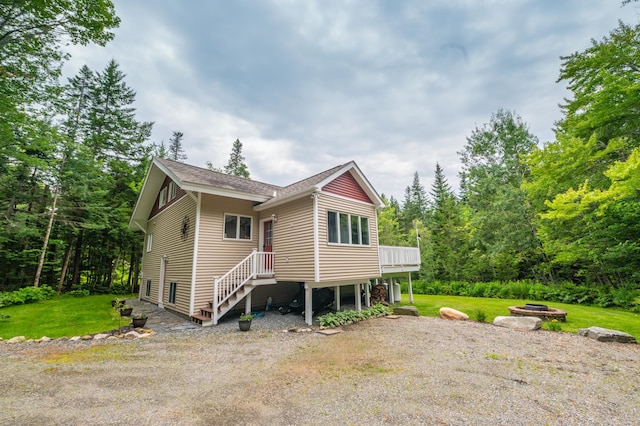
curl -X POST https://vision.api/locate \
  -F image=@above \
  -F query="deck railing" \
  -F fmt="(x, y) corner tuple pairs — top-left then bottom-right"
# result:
(213, 249), (275, 309)
(378, 245), (421, 267)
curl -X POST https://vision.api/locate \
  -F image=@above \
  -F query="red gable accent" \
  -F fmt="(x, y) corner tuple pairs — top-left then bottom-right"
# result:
(322, 171), (373, 204)
(149, 176), (186, 219)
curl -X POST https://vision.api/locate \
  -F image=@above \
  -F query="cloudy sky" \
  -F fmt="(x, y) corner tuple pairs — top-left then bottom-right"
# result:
(64, 0), (636, 200)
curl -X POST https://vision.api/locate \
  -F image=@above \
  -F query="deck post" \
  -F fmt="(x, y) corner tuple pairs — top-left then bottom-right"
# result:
(407, 273), (414, 303)
(388, 278), (395, 304)
(245, 290), (252, 315)
(365, 280), (371, 308)
(334, 285), (341, 311)
(304, 283), (313, 325)
(354, 283), (362, 311)
(213, 277), (220, 325)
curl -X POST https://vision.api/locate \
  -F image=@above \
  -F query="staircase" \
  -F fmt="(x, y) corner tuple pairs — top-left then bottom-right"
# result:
(191, 249), (275, 326)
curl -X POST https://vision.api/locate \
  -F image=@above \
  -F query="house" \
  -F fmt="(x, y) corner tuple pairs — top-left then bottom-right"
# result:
(128, 157), (420, 326)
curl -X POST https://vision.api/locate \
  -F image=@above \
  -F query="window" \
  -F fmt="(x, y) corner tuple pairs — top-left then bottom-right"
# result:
(168, 281), (177, 304)
(224, 214), (252, 240)
(327, 211), (371, 246)
(146, 233), (153, 252)
(145, 279), (151, 297)
(168, 181), (177, 201)
(158, 187), (168, 208)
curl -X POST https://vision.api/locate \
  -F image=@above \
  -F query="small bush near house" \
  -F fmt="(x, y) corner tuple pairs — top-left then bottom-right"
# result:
(318, 303), (389, 328)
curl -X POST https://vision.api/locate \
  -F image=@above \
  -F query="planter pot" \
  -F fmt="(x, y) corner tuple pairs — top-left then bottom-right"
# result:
(132, 318), (147, 328)
(238, 320), (252, 331)
(120, 307), (133, 316)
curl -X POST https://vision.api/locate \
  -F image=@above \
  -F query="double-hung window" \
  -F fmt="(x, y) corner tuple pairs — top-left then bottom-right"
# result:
(224, 214), (252, 240)
(168, 181), (177, 201)
(327, 211), (370, 245)
(158, 187), (168, 208)
(145, 279), (151, 297)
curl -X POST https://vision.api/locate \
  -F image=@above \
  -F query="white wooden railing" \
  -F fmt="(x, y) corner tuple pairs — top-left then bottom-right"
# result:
(213, 249), (274, 313)
(378, 245), (421, 267)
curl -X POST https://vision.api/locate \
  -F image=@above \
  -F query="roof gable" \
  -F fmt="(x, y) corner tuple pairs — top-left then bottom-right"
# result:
(322, 171), (373, 204)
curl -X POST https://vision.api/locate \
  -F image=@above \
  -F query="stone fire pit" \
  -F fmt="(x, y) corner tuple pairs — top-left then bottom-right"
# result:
(508, 304), (567, 322)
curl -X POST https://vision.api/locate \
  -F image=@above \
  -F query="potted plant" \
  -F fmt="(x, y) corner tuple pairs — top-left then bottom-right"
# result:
(131, 313), (148, 328)
(119, 304), (133, 316)
(238, 313), (253, 331)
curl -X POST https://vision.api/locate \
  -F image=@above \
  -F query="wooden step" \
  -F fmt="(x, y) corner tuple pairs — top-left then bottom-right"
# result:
(190, 314), (210, 324)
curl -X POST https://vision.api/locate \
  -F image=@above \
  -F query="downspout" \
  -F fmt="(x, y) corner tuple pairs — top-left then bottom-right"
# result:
(312, 191), (320, 283)
(189, 192), (201, 316)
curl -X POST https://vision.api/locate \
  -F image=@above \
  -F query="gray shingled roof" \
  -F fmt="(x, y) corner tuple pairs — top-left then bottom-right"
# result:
(156, 157), (282, 197)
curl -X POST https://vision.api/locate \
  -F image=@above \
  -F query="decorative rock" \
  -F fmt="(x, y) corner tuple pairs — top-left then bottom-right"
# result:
(393, 306), (419, 316)
(7, 336), (26, 343)
(439, 307), (469, 321)
(69, 336), (81, 341)
(93, 333), (109, 340)
(80, 335), (93, 341)
(37, 336), (51, 343)
(124, 330), (141, 339)
(493, 316), (541, 331)
(578, 326), (637, 344)
(107, 336), (119, 340)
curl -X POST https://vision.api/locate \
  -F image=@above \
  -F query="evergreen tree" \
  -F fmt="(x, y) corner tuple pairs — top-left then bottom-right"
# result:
(224, 139), (250, 178)
(426, 163), (467, 281)
(400, 172), (427, 231)
(168, 131), (187, 161)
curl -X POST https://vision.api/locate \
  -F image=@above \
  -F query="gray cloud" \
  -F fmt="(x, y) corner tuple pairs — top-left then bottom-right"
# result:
(63, 0), (634, 199)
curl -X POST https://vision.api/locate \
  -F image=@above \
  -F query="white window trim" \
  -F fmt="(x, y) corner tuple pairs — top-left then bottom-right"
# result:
(158, 187), (168, 208)
(223, 213), (253, 241)
(146, 233), (153, 252)
(168, 181), (177, 201)
(327, 211), (371, 247)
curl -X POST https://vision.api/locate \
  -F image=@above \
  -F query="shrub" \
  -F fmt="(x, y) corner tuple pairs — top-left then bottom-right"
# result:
(68, 289), (90, 297)
(318, 303), (389, 327)
(0, 285), (56, 308)
(474, 309), (486, 322)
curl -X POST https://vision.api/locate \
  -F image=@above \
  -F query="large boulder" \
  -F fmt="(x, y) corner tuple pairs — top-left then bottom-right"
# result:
(393, 306), (419, 316)
(493, 316), (541, 331)
(578, 326), (637, 344)
(439, 307), (469, 321)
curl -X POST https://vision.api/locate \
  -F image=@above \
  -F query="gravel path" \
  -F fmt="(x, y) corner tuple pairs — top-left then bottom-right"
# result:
(0, 309), (638, 425)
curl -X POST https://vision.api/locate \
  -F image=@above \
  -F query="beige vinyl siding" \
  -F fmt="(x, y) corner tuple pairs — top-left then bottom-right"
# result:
(261, 197), (315, 282)
(141, 194), (196, 316)
(193, 194), (260, 311)
(318, 194), (380, 282)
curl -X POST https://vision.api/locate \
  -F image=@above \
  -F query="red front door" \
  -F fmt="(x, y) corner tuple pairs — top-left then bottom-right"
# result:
(263, 220), (273, 270)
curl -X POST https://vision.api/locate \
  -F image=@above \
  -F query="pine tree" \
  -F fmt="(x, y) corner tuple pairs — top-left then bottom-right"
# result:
(224, 139), (250, 178)
(168, 131), (187, 161)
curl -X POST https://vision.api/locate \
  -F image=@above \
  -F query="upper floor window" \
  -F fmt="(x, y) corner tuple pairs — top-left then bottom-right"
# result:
(146, 233), (153, 252)
(327, 211), (370, 245)
(168, 181), (177, 201)
(224, 214), (252, 240)
(158, 187), (168, 208)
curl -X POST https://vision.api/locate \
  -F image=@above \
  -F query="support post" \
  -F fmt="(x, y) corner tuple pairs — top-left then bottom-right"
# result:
(334, 285), (341, 311)
(213, 277), (219, 325)
(365, 281), (371, 308)
(354, 283), (362, 311)
(245, 290), (252, 315)
(305, 283), (313, 325)
(408, 273), (414, 304)
(388, 279), (395, 304)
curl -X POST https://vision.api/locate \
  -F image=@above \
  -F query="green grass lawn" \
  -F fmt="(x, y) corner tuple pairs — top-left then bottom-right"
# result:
(0, 294), (136, 339)
(398, 294), (640, 339)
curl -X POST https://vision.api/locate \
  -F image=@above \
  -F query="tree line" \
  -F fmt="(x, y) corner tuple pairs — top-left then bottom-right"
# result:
(379, 20), (640, 289)
(1, 2), (639, 294)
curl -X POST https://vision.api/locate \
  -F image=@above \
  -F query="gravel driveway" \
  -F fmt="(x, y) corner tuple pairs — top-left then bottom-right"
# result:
(0, 313), (638, 425)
